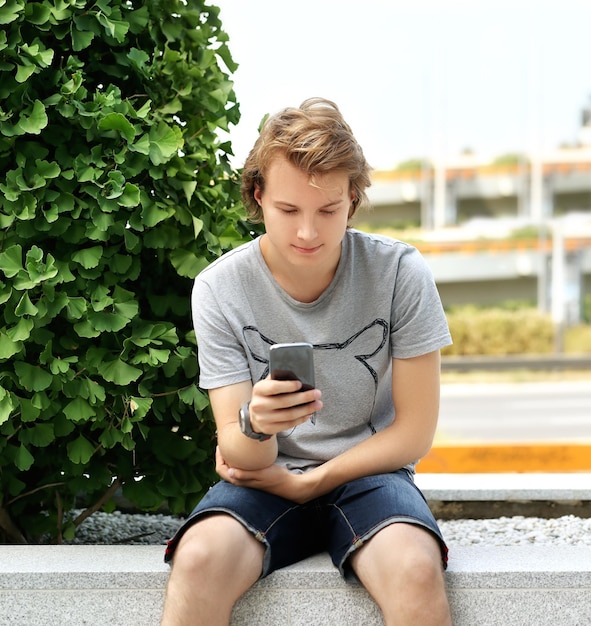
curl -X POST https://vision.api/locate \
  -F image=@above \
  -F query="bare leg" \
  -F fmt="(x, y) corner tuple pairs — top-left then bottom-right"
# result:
(161, 513), (265, 626)
(350, 523), (451, 626)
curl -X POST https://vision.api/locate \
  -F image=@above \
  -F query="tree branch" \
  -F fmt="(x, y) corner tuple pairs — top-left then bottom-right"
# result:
(73, 478), (123, 528)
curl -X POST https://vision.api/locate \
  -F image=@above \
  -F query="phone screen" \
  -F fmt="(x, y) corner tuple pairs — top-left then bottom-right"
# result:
(269, 342), (315, 391)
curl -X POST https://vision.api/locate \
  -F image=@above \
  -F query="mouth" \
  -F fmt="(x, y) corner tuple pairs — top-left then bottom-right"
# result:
(292, 245), (322, 255)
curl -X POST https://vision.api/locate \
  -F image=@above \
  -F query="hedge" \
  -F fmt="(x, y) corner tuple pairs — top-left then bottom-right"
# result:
(0, 0), (253, 543)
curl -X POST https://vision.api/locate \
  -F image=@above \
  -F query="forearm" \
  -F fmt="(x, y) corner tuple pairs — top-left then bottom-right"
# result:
(217, 421), (278, 471)
(209, 379), (321, 472)
(302, 421), (434, 500)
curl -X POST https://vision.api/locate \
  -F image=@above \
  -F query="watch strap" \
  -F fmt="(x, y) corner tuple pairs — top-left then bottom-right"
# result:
(239, 401), (272, 441)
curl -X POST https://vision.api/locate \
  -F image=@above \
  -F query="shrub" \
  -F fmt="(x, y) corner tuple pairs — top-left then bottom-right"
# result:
(0, 0), (251, 543)
(443, 307), (555, 356)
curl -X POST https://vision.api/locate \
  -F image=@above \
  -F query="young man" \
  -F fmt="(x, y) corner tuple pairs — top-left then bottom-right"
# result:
(161, 98), (452, 625)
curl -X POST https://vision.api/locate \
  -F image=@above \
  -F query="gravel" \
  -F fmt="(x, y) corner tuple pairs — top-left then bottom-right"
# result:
(439, 515), (591, 546)
(63, 510), (184, 546)
(62, 510), (591, 547)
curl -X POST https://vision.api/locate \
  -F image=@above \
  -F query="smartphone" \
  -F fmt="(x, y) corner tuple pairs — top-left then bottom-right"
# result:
(269, 342), (316, 424)
(269, 342), (315, 392)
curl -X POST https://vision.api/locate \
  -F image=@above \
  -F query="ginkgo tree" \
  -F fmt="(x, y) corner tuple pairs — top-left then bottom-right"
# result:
(0, 0), (252, 543)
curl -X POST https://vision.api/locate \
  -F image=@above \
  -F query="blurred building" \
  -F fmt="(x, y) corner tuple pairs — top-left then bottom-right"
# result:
(366, 131), (591, 229)
(364, 102), (591, 322)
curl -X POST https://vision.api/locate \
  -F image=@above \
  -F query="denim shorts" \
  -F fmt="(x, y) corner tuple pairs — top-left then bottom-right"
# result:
(164, 470), (448, 581)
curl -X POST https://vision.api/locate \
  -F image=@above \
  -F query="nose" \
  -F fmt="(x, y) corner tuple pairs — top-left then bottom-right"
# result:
(296, 215), (318, 242)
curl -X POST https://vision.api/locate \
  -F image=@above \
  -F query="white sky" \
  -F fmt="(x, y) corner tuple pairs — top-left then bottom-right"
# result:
(213, 0), (591, 170)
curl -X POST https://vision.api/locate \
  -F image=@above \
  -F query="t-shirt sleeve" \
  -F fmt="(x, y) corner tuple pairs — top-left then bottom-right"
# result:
(389, 246), (452, 358)
(191, 277), (252, 389)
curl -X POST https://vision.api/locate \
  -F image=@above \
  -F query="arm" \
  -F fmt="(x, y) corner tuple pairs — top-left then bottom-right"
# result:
(219, 350), (441, 501)
(210, 378), (323, 471)
(304, 350), (441, 496)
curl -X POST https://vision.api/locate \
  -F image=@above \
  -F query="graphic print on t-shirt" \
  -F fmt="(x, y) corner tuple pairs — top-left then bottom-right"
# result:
(242, 319), (389, 435)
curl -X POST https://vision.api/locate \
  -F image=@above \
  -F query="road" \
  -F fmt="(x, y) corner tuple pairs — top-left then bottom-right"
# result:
(436, 381), (591, 444)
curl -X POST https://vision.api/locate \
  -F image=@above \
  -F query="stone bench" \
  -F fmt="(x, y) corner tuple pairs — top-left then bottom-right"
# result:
(1, 473), (590, 625)
(1, 544), (590, 625)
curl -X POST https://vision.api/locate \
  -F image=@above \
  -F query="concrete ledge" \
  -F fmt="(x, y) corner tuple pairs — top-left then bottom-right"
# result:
(1, 544), (591, 625)
(417, 472), (591, 518)
(416, 472), (591, 501)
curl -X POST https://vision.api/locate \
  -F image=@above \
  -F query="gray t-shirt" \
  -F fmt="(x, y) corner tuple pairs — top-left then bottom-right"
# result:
(192, 229), (452, 473)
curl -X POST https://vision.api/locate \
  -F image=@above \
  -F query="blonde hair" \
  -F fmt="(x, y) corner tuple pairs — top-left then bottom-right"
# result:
(241, 98), (372, 223)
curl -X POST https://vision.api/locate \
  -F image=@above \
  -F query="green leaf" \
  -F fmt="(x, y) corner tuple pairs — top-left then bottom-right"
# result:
(24, 422), (54, 447)
(67, 435), (95, 464)
(73, 320), (100, 338)
(71, 246), (103, 269)
(16, 100), (48, 134)
(100, 358), (142, 385)
(15, 445), (35, 471)
(15, 63), (36, 83)
(182, 181), (197, 205)
(14, 362), (53, 391)
(25, 3), (52, 25)
(80, 377), (105, 403)
(127, 6), (149, 33)
(71, 28), (94, 51)
(98, 113), (136, 143)
(0, 332), (22, 360)
(192, 216), (204, 238)
(0, 0), (23, 24)
(35, 159), (60, 180)
(128, 396), (153, 419)
(6, 318), (33, 341)
(15, 292), (38, 316)
(127, 47), (149, 68)
(0, 387), (16, 425)
(88, 310), (131, 332)
(130, 133), (150, 155)
(118, 183), (140, 207)
(65, 297), (87, 319)
(63, 397), (96, 423)
(178, 385), (210, 411)
(99, 427), (123, 448)
(169, 249), (209, 278)
(25, 245), (58, 284)
(149, 122), (183, 165)
(96, 12), (129, 42)
(0, 244), (23, 277)
(19, 398), (41, 422)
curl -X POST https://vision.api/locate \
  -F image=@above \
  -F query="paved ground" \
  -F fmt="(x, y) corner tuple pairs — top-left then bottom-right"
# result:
(437, 380), (591, 444)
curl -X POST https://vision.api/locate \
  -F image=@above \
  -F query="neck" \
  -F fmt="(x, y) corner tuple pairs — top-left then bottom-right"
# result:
(260, 236), (341, 303)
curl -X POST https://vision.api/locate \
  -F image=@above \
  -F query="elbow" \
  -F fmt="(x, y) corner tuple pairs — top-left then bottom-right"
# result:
(218, 439), (278, 471)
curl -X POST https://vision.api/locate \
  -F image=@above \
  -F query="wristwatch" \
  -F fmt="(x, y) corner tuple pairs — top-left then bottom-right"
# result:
(238, 401), (272, 441)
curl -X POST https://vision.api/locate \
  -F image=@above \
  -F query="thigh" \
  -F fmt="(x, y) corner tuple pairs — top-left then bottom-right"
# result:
(165, 480), (323, 577)
(174, 512), (265, 582)
(324, 471), (448, 580)
(349, 521), (443, 587)
(349, 523), (451, 626)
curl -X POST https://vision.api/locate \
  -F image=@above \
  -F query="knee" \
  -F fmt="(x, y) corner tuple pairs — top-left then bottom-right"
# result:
(170, 527), (214, 579)
(397, 540), (445, 591)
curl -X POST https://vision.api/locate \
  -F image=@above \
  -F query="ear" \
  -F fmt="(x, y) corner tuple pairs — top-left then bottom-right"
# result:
(254, 183), (263, 207)
(348, 190), (356, 218)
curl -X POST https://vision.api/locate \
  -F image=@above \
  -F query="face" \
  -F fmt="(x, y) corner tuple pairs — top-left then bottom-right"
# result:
(254, 156), (353, 273)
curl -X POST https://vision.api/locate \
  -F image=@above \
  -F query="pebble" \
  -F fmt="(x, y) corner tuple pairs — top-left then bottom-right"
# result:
(62, 511), (591, 547)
